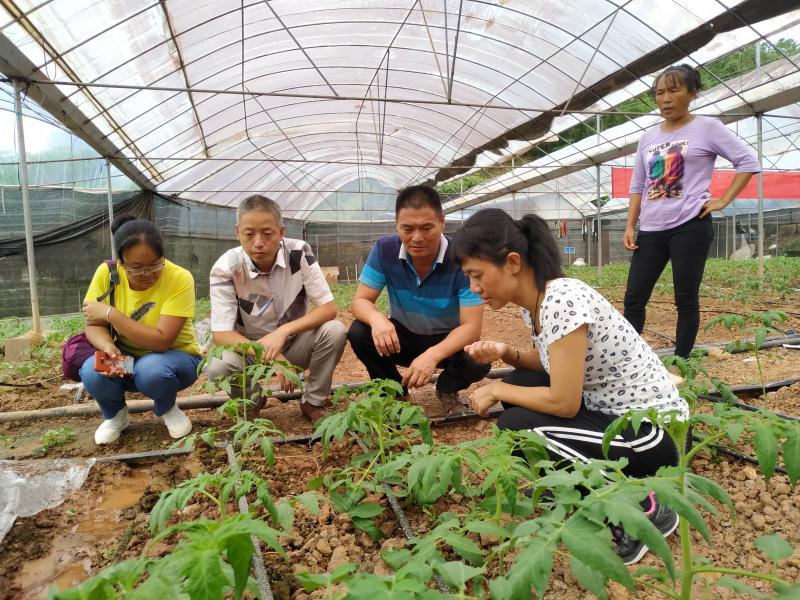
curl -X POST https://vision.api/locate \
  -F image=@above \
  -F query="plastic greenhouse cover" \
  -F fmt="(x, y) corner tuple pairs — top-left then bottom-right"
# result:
(0, 458), (95, 545)
(443, 60), (800, 217)
(0, 0), (751, 212)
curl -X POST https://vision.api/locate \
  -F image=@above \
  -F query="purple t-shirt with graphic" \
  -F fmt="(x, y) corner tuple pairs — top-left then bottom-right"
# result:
(629, 116), (761, 231)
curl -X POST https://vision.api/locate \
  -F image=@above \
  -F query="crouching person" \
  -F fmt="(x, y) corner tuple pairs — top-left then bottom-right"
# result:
(80, 215), (200, 445)
(348, 185), (490, 413)
(453, 208), (689, 565)
(204, 195), (346, 423)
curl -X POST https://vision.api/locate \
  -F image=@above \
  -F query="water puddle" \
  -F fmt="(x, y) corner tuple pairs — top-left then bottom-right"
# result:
(14, 467), (151, 598)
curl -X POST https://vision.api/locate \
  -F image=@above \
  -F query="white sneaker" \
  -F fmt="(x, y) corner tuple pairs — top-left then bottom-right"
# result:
(162, 405), (192, 438)
(94, 406), (130, 445)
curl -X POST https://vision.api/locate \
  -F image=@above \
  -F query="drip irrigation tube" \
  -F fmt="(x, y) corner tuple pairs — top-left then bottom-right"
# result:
(656, 333), (800, 357)
(2, 333), (796, 424)
(352, 437), (451, 595)
(699, 394), (799, 423)
(95, 447), (194, 463)
(224, 443), (274, 600)
(692, 435), (788, 476)
(0, 373), (514, 423)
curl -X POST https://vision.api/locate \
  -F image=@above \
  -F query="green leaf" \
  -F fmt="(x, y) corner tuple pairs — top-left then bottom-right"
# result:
(562, 515), (634, 591)
(463, 520), (511, 540)
(781, 428), (800, 487)
(754, 534), (793, 562)
(180, 547), (227, 600)
(352, 516), (384, 541)
(753, 327), (768, 350)
(686, 473), (734, 515)
(490, 536), (555, 598)
(442, 532), (484, 565)
(349, 502), (385, 519)
(650, 480), (710, 543)
(601, 493), (674, 578)
(717, 575), (766, 598)
(294, 492), (320, 516)
(601, 414), (628, 459)
(295, 563), (358, 592)
(434, 561), (484, 589)
(752, 422), (779, 481)
(569, 556), (608, 600)
(773, 583), (800, 599)
(224, 533), (254, 600)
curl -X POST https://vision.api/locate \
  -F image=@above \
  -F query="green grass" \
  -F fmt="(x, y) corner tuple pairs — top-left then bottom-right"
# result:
(330, 283), (388, 315)
(565, 258), (800, 302)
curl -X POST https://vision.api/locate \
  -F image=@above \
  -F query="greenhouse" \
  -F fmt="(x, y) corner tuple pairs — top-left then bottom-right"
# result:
(1, 1), (800, 599)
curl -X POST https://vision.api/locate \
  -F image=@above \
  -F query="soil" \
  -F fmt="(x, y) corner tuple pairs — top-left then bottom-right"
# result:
(0, 455), (205, 600)
(1, 292), (800, 598)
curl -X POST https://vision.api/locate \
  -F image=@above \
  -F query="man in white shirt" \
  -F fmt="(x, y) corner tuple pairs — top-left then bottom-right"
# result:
(205, 195), (345, 423)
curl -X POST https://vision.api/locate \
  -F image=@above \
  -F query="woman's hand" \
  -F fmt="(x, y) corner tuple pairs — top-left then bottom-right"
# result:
(699, 198), (727, 218)
(464, 340), (508, 365)
(623, 226), (638, 250)
(82, 300), (112, 323)
(469, 382), (500, 417)
(98, 340), (121, 356)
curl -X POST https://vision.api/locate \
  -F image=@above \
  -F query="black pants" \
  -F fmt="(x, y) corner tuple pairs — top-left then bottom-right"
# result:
(496, 369), (679, 478)
(347, 318), (490, 394)
(623, 214), (714, 358)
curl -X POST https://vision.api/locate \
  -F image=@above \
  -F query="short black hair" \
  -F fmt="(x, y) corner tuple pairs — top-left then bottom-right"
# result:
(652, 63), (702, 98)
(395, 185), (443, 217)
(238, 194), (282, 225)
(111, 215), (164, 262)
(452, 208), (564, 291)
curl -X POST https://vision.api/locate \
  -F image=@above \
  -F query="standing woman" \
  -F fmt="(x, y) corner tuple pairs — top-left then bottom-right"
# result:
(453, 209), (688, 565)
(623, 64), (760, 357)
(80, 215), (201, 444)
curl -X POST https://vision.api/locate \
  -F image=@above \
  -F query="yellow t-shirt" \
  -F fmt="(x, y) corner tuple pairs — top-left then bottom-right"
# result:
(84, 259), (201, 357)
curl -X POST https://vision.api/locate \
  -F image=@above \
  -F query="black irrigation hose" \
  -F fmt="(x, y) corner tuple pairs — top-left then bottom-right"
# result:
(95, 447), (194, 463)
(692, 435), (789, 476)
(656, 333), (800, 357)
(224, 443), (274, 600)
(352, 437), (452, 595)
(699, 394), (799, 423)
(699, 377), (800, 423)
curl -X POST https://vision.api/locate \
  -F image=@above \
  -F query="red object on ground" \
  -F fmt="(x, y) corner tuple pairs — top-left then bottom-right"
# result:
(610, 167), (800, 199)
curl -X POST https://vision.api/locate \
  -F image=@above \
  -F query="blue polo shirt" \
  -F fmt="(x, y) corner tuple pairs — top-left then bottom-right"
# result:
(359, 234), (483, 335)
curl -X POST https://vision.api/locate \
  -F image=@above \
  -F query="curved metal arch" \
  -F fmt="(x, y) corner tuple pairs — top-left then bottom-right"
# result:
(122, 73), (502, 154)
(158, 130), (436, 186)
(87, 41), (539, 143)
(68, 5), (622, 139)
(143, 102), (481, 178)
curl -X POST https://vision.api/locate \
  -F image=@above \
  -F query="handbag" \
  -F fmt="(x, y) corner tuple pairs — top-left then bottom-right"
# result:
(61, 260), (119, 381)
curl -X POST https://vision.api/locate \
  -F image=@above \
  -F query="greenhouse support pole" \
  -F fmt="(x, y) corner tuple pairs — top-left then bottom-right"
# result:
(105, 159), (116, 260)
(756, 112), (764, 284)
(13, 78), (41, 335)
(596, 114), (602, 273)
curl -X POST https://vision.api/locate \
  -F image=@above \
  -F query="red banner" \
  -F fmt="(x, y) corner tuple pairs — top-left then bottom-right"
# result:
(610, 167), (800, 200)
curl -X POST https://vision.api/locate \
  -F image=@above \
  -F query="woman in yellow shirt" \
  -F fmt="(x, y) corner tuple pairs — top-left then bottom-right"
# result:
(80, 215), (201, 445)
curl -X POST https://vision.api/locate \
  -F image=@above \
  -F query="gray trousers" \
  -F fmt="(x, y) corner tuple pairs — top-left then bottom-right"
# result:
(204, 320), (346, 407)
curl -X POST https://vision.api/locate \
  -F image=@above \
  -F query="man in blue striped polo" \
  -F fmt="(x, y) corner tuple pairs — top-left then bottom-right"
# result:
(348, 185), (490, 413)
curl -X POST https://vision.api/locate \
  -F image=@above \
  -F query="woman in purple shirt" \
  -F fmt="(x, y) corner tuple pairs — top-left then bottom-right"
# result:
(623, 64), (760, 357)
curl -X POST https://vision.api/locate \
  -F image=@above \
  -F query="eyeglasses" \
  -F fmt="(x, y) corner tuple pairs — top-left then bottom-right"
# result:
(123, 261), (165, 277)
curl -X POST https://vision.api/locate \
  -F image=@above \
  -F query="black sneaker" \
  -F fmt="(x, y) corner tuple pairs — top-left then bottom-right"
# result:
(612, 491), (679, 565)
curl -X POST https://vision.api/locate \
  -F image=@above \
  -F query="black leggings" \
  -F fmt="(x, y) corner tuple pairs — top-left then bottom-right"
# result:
(496, 369), (679, 478)
(623, 214), (714, 357)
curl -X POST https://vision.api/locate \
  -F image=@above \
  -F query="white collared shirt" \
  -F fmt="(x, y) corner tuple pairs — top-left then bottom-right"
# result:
(209, 239), (334, 338)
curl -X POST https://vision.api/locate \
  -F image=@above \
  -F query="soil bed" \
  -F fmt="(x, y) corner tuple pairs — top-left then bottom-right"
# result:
(2, 291), (800, 598)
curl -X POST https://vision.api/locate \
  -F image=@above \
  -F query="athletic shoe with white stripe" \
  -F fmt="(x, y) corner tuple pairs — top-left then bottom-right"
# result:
(612, 491), (679, 565)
